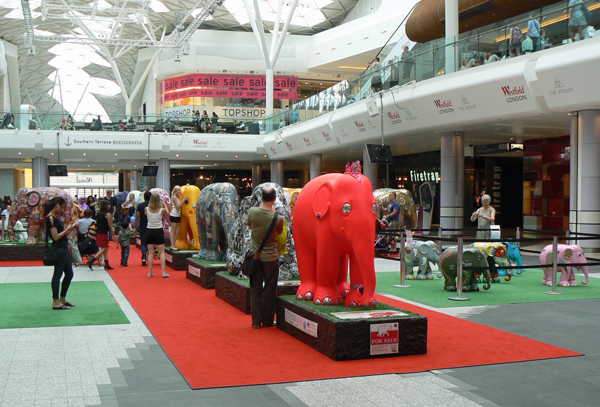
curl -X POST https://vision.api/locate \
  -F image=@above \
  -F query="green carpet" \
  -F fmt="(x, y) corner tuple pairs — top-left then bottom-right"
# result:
(376, 269), (600, 308)
(0, 281), (130, 329)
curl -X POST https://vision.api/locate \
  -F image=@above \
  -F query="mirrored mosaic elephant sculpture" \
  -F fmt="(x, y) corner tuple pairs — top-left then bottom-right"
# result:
(294, 162), (377, 307)
(439, 246), (491, 292)
(540, 244), (589, 286)
(196, 182), (239, 261)
(374, 188), (418, 229)
(404, 240), (441, 280)
(8, 187), (74, 243)
(226, 182), (298, 280)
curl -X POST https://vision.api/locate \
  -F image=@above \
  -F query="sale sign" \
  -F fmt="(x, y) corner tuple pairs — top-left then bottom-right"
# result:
(370, 322), (399, 355)
(162, 74), (299, 92)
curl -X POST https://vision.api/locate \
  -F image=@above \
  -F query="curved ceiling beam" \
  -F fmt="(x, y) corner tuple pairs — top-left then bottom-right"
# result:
(406, 0), (558, 43)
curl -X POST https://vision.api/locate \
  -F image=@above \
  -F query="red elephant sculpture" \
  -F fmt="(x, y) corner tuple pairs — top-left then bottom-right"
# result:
(293, 162), (378, 307)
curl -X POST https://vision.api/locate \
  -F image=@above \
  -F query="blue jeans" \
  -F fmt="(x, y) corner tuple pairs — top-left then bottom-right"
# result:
(120, 245), (130, 265)
(139, 230), (148, 260)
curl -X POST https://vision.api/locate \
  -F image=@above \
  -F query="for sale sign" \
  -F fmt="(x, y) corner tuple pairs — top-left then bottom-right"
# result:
(370, 322), (399, 355)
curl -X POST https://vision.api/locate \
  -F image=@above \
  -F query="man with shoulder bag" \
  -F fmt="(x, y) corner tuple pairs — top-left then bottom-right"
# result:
(246, 187), (284, 329)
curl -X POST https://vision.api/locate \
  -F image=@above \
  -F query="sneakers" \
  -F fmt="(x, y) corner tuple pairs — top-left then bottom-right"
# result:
(162, 272), (170, 278)
(148, 272), (153, 277)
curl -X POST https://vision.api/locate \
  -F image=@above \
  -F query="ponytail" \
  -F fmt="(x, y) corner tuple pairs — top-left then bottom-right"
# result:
(43, 196), (66, 217)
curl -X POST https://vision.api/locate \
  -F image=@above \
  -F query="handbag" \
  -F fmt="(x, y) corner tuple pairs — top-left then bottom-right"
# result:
(242, 214), (278, 277)
(43, 218), (59, 266)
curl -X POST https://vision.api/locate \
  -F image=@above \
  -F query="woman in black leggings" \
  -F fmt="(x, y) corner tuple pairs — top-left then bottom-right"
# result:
(45, 196), (79, 310)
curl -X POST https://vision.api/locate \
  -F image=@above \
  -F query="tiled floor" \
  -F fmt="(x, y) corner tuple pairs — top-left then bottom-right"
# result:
(0, 255), (598, 407)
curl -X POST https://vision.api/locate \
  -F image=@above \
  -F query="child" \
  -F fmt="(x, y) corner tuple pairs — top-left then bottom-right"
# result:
(117, 220), (132, 266)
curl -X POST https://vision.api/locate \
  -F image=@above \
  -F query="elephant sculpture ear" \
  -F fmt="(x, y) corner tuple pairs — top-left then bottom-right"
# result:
(563, 248), (573, 260)
(27, 191), (41, 207)
(312, 182), (332, 219)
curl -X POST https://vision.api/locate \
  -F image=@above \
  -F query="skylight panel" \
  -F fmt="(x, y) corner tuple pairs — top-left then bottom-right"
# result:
(223, 0), (331, 28)
(149, 0), (169, 13)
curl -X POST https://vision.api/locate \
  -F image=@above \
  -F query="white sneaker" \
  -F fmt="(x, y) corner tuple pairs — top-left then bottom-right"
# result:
(162, 272), (170, 278)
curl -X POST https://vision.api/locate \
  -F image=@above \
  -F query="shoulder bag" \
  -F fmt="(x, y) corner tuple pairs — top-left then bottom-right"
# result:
(242, 214), (278, 277)
(43, 216), (60, 266)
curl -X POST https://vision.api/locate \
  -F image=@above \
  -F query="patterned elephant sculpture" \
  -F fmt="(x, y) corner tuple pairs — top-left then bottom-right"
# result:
(227, 182), (298, 281)
(540, 244), (589, 287)
(439, 246), (491, 292)
(469, 242), (511, 283)
(374, 188), (418, 229)
(7, 187), (74, 243)
(196, 182), (239, 261)
(404, 240), (441, 280)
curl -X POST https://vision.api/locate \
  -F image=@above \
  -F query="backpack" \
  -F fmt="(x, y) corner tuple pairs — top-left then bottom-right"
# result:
(87, 221), (97, 240)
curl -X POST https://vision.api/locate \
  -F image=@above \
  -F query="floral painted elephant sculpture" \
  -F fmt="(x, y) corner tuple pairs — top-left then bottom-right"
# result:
(500, 242), (524, 276)
(294, 162), (377, 307)
(196, 182), (239, 261)
(539, 244), (589, 287)
(439, 246), (491, 292)
(469, 242), (511, 283)
(173, 185), (200, 250)
(404, 240), (441, 280)
(149, 188), (171, 231)
(226, 183), (298, 280)
(374, 188), (418, 229)
(8, 187), (74, 243)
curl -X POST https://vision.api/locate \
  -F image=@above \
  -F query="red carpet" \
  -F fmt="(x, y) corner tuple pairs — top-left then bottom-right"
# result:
(103, 246), (580, 389)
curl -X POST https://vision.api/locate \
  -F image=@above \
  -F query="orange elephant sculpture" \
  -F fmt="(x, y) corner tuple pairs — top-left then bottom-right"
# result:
(293, 162), (377, 307)
(175, 185), (201, 250)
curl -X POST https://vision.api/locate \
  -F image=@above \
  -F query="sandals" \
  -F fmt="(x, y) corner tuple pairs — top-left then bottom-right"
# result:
(63, 301), (75, 307)
(53, 304), (70, 310)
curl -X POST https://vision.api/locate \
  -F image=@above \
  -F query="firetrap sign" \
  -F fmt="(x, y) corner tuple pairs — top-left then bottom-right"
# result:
(370, 322), (399, 355)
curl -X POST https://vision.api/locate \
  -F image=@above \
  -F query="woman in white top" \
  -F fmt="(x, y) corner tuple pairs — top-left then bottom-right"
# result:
(169, 185), (188, 250)
(146, 192), (170, 278)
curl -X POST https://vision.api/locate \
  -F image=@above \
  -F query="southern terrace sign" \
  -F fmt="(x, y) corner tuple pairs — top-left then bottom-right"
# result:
(161, 74), (299, 102)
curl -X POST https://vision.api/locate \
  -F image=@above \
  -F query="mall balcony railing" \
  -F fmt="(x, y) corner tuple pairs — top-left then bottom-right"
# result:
(0, 111), (263, 135)
(265, 0), (599, 133)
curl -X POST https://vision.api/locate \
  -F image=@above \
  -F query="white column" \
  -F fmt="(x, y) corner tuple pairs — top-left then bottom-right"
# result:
(440, 131), (464, 234)
(445, 0), (459, 74)
(131, 170), (139, 191)
(32, 157), (48, 188)
(156, 158), (170, 193)
(252, 163), (262, 187)
(310, 154), (322, 180)
(266, 69), (274, 117)
(570, 110), (600, 249)
(270, 160), (283, 186)
(363, 146), (378, 190)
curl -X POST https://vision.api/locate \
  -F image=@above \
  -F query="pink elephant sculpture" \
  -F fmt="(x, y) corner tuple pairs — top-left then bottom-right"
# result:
(8, 187), (74, 243)
(540, 244), (589, 287)
(293, 161), (378, 307)
(149, 188), (171, 231)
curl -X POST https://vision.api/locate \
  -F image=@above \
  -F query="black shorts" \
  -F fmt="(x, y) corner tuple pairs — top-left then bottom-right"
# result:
(146, 228), (165, 245)
(170, 215), (181, 223)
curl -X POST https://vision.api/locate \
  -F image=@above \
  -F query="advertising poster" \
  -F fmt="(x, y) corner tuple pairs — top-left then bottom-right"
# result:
(370, 322), (399, 356)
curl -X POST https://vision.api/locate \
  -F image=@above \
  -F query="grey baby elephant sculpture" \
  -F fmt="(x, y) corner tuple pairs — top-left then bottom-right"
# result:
(404, 240), (441, 280)
(439, 246), (491, 292)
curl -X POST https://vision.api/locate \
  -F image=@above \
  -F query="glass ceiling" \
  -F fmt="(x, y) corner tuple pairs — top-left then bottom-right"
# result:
(224, 0), (334, 28)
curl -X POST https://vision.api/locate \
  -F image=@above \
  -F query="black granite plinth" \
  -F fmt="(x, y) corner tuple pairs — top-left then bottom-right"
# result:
(0, 243), (46, 261)
(276, 296), (428, 361)
(165, 248), (198, 270)
(186, 258), (227, 289)
(215, 272), (300, 314)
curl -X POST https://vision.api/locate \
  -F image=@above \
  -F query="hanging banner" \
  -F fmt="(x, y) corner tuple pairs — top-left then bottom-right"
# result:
(162, 74), (299, 92)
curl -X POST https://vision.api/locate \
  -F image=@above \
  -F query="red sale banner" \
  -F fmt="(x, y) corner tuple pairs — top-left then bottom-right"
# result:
(162, 74), (298, 92)
(162, 88), (298, 102)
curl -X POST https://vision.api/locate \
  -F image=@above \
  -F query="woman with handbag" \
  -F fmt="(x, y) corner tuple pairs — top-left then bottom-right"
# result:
(246, 187), (284, 329)
(45, 196), (79, 310)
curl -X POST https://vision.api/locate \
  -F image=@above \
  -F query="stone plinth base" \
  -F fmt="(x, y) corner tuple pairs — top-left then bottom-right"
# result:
(186, 258), (227, 289)
(276, 296), (428, 361)
(165, 248), (198, 270)
(0, 243), (46, 261)
(215, 272), (299, 314)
